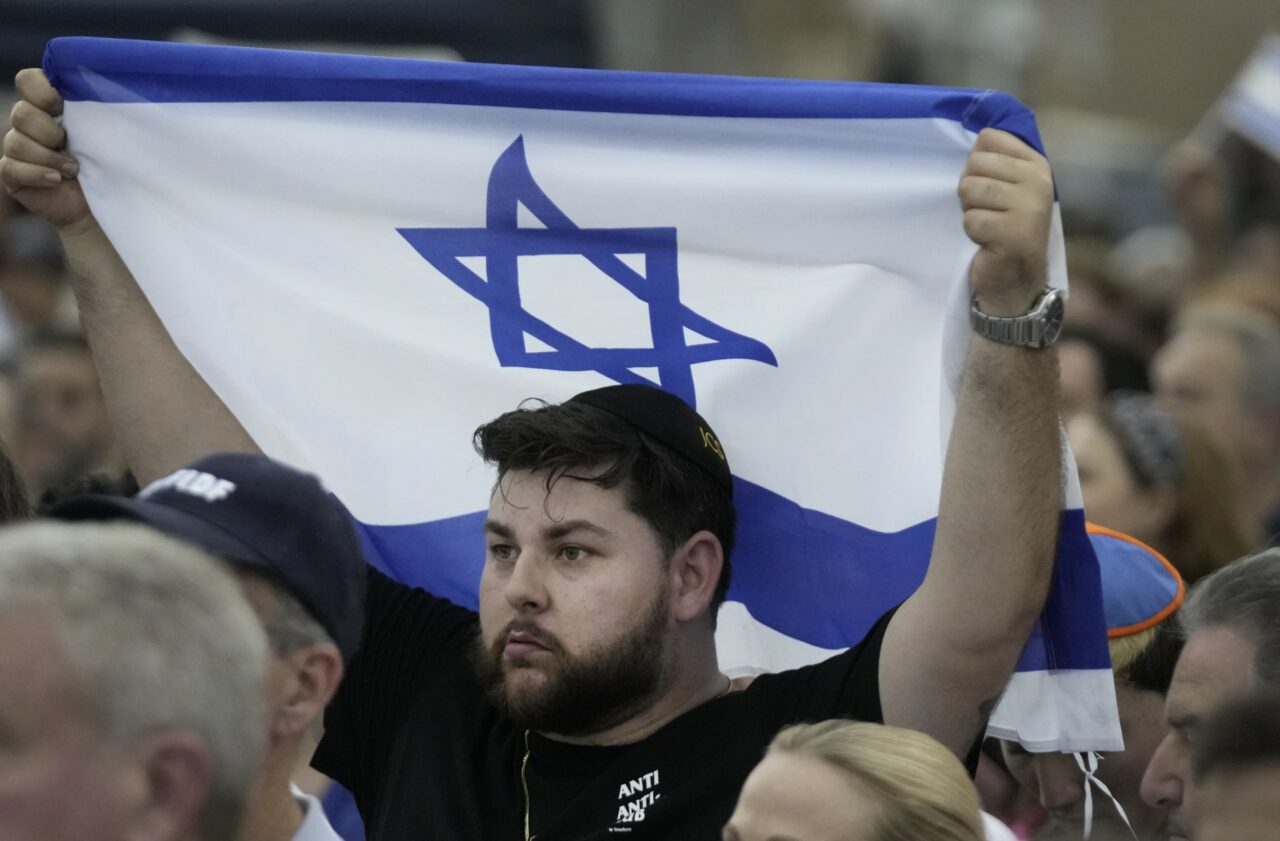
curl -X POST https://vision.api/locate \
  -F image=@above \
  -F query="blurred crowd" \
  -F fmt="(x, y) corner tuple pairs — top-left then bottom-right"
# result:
(1055, 126), (1280, 562)
(0, 194), (128, 508)
(1, 14), (1279, 841)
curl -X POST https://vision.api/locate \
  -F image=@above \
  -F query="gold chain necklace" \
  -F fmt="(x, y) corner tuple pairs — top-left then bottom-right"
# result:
(521, 729), (534, 841)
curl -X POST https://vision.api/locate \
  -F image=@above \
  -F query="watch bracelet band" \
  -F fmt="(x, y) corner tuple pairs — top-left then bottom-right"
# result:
(970, 306), (1046, 346)
(969, 289), (1060, 349)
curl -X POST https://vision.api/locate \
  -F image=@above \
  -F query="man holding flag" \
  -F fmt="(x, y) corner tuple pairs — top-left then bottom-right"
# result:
(4, 59), (1064, 840)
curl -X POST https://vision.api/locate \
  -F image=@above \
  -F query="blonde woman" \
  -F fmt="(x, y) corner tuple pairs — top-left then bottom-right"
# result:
(724, 720), (985, 841)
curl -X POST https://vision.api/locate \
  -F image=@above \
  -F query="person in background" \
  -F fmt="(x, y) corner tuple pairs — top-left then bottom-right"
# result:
(0, 365), (20, 445)
(0, 213), (77, 345)
(1140, 547), (1280, 840)
(1152, 304), (1280, 545)
(1068, 391), (1259, 583)
(1056, 324), (1150, 419)
(51, 452), (366, 841)
(1058, 236), (1169, 359)
(15, 329), (123, 498)
(1161, 131), (1280, 287)
(0, 521), (269, 841)
(724, 719), (986, 841)
(973, 740), (1047, 839)
(36, 467), (138, 513)
(1189, 690), (1280, 841)
(1001, 524), (1185, 840)
(1182, 268), (1280, 328)
(0, 433), (31, 521)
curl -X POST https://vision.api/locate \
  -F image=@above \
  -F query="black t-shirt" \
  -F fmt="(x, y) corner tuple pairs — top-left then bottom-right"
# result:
(314, 568), (893, 841)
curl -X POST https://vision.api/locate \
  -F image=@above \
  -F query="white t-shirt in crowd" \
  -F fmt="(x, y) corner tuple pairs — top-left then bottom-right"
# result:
(290, 784), (344, 841)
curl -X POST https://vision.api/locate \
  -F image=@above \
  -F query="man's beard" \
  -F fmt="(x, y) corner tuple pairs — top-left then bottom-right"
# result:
(471, 589), (671, 737)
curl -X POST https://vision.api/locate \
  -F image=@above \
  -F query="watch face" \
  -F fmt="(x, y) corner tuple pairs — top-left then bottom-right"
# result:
(1042, 290), (1066, 347)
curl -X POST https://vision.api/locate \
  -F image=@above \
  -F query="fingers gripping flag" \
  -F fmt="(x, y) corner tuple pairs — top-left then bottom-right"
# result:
(47, 37), (1120, 752)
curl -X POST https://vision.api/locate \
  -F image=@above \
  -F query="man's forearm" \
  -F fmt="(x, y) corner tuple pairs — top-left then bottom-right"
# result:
(930, 336), (1062, 649)
(61, 220), (259, 484)
(886, 337), (1061, 755)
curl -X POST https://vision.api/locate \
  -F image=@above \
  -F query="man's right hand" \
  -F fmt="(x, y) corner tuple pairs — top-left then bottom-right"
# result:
(2, 68), (94, 233)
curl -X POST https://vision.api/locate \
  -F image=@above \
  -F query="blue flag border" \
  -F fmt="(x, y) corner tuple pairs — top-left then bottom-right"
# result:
(45, 36), (1044, 153)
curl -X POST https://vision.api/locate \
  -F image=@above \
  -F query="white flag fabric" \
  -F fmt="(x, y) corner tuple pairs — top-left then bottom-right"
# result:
(1221, 33), (1280, 160)
(48, 36), (1121, 751)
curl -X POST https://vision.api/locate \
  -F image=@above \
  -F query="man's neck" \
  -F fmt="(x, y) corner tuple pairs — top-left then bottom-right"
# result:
(239, 748), (306, 841)
(543, 634), (727, 747)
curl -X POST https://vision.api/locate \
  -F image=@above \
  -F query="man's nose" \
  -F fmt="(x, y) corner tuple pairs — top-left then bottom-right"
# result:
(1139, 733), (1184, 811)
(503, 553), (549, 613)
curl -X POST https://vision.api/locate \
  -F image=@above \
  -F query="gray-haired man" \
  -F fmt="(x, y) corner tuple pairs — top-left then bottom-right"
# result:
(1190, 689), (1280, 841)
(1140, 547), (1280, 840)
(51, 452), (367, 841)
(0, 521), (269, 841)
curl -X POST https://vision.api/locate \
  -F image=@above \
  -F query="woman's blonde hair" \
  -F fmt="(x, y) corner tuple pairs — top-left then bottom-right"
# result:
(767, 720), (984, 841)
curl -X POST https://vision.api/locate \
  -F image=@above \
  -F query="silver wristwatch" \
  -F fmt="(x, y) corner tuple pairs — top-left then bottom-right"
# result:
(969, 288), (1065, 349)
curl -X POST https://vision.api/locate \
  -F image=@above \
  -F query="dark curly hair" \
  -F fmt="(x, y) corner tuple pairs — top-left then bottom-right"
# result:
(474, 399), (736, 617)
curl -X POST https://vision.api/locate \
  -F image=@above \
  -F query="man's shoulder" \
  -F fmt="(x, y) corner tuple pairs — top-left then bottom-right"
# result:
(363, 565), (479, 639)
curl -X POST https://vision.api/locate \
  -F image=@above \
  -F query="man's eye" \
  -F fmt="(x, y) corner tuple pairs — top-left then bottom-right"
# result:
(490, 544), (516, 561)
(558, 545), (587, 562)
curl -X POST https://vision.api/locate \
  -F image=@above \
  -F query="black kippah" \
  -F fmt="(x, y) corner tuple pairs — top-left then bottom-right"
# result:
(567, 384), (733, 497)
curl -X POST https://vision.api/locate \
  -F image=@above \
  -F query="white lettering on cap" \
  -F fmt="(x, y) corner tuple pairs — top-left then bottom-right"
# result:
(141, 469), (236, 503)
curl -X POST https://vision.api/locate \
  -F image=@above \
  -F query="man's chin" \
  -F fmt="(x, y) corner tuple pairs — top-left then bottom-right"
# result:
(501, 666), (554, 698)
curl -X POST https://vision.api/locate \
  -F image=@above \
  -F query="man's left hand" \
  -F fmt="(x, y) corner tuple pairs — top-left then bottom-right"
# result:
(958, 128), (1055, 317)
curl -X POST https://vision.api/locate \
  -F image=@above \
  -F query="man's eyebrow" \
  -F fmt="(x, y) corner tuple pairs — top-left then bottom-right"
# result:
(543, 520), (612, 541)
(483, 520), (515, 540)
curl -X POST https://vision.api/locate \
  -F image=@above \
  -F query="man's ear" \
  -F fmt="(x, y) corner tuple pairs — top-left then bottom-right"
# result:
(670, 530), (724, 624)
(272, 644), (344, 741)
(125, 730), (212, 841)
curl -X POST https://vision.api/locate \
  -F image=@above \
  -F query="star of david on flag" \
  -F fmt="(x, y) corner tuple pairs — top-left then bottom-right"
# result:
(399, 135), (777, 408)
(46, 36), (1119, 755)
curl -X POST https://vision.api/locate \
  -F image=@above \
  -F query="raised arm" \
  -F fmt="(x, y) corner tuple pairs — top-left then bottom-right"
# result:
(879, 128), (1062, 757)
(1, 69), (258, 484)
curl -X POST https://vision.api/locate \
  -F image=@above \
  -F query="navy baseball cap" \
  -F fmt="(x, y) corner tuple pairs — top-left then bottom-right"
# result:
(49, 453), (366, 662)
(568, 384), (734, 496)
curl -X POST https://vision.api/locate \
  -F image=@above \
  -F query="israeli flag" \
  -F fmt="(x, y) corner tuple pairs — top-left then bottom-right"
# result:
(47, 37), (1119, 751)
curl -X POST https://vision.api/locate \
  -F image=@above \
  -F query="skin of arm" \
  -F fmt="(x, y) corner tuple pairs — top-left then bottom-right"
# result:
(879, 128), (1063, 758)
(1, 69), (258, 484)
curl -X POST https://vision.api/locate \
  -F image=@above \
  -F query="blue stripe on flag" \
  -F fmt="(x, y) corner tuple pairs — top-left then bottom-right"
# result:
(42, 37), (1044, 152)
(352, 479), (1107, 672)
